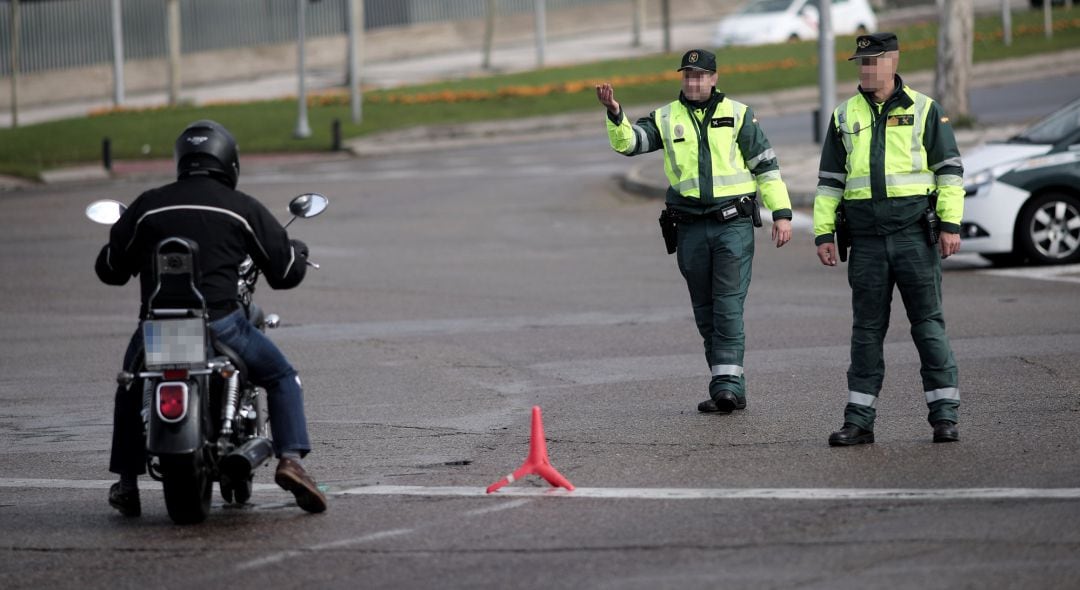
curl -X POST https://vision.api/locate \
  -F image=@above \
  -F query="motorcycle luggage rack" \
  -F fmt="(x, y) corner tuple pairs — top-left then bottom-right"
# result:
(148, 308), (204, 319)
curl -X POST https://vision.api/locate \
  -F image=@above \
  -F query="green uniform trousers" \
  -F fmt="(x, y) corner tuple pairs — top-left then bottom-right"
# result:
(845, 223), (959, 430)
(675, 215), (755, 398)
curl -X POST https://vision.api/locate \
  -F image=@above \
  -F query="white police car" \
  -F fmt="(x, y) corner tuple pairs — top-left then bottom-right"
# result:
(961, 97), (1080, 265)
(713, 0), (877, 47)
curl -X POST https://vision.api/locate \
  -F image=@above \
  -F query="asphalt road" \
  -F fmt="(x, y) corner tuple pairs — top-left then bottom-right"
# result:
(2, 77), (1080, 589)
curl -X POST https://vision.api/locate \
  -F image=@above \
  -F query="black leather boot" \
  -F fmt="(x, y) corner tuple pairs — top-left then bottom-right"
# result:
(697, 390), (746, 413)
(932, 420), (959, 443)
(828, 423), (874, 446)
(108, 482), (141, 517)
(697, 396), (732, 414)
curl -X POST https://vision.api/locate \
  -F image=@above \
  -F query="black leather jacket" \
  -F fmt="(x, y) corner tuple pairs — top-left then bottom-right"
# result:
(95, 175), (307, 319)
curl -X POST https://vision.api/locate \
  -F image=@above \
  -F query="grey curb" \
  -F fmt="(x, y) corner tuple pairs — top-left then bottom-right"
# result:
(345, 49), (1078, 207)
(9, 49), (1077, 192)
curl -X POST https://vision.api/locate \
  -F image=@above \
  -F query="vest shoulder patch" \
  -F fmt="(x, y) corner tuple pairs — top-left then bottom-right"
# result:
(710, 117), (735, 128)
(887, 114), (915, 127)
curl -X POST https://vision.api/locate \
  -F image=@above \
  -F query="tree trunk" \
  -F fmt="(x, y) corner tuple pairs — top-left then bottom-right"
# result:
(934, 0), (973, 119)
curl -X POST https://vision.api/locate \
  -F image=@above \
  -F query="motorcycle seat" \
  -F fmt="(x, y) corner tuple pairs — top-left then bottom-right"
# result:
(210, 336), (249, 383)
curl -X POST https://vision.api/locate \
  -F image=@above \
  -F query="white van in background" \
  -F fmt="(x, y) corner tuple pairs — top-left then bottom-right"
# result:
(713, 0), (878, 47)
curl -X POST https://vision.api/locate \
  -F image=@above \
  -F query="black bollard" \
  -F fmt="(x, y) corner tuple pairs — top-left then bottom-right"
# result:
(102, 137), (113, 171)
(812, 110), (821, 145)
(331, 118), (342, 152)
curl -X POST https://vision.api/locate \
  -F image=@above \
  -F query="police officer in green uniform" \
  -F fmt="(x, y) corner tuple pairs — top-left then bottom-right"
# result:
(813, 33), (963, 445)
(597, 49), (793, 414)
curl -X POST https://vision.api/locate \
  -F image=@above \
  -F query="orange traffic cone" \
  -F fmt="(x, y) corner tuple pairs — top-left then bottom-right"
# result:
(486, 406), (575, 493)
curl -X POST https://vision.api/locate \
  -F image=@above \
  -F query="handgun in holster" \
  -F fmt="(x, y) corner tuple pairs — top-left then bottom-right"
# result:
(658, 208), (679, 255)
(835, 202), (851, 263)
(922, 189), (941, 246)
(737, 196), (763, 228)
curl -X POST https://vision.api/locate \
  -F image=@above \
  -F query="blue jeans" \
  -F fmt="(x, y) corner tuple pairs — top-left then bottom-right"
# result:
(109, 310), (312, 476)
(209, 310), (312, 457)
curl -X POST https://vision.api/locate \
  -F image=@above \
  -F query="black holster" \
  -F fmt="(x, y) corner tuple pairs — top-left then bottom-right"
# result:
(835, 203), (851, 263)
(736, 196), (763, 228)
(922, 190), (941, 246)
(658, 208), (679, 255)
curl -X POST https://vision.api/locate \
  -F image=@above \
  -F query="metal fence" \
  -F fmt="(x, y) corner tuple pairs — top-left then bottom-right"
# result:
(0, 0), (617, 77)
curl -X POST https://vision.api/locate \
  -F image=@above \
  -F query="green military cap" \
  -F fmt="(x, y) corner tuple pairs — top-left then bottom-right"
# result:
(848, 32), (899, 60)
(677, 49), (716, 72)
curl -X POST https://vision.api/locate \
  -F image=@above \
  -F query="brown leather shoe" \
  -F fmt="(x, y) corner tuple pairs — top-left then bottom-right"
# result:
(275, 457), (327, 513)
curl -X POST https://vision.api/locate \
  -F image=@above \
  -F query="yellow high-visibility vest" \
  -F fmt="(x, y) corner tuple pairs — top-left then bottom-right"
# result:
(654, 98), (759, 201)
(831, 86), (936, 200)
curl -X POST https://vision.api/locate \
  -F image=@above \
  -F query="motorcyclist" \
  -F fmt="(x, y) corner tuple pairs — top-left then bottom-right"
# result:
(95, 119), (327, 516)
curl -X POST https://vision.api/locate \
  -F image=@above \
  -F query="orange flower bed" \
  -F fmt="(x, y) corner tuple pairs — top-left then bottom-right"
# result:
(88, 18), (1079, 116)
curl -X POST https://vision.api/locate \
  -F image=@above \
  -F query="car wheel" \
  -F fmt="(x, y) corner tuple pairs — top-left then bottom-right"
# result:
(1017, 191), (1080, 264)
(787, 33), (799, 43)
(855, 25), (868, 35)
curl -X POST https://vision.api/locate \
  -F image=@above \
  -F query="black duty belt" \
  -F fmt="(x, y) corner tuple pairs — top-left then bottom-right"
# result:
(665, 196), (759, 225)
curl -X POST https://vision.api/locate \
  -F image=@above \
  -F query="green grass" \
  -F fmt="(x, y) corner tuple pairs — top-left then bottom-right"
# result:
(0, 7), (1076, 179)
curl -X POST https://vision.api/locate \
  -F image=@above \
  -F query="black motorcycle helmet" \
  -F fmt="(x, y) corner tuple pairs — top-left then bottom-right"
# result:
(174, 119), (240, 189)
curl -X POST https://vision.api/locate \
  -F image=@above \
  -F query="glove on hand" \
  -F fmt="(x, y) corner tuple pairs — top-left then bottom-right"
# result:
(291, 239), (309, 260)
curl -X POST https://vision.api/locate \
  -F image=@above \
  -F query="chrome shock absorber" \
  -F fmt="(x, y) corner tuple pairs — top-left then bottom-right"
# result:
(220, 373), (240, 437)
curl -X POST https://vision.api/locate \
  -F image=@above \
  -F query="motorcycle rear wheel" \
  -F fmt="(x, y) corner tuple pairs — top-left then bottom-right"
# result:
(160, 453), (212, 524)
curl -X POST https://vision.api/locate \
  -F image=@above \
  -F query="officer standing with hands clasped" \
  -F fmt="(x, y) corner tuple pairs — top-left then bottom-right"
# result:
(813, 33), (964, 446)
(597, 49), (793, 415)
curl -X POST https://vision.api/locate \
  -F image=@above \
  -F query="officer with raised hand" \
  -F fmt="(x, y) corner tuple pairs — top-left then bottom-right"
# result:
(597, 49), (793, 415)
(813, 33), (964, 446)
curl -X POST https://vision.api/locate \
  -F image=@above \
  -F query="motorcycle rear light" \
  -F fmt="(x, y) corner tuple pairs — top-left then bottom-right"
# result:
(156, 382), (189, 422)
(163, 369), (189, 380)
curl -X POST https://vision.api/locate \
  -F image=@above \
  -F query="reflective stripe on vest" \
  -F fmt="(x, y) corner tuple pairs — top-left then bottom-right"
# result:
(657, 99), (757, 200)
(658, 104), (681, 178)
(834, 87), (936, 200)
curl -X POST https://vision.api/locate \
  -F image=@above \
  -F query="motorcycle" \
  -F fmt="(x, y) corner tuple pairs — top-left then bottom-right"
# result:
(86, 193), (328, 524)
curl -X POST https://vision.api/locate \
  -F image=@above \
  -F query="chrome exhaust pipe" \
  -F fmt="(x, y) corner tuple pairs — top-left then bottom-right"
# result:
(220, 437), (274, 480)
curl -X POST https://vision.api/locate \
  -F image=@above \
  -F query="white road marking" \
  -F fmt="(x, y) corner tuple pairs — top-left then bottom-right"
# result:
(340, 485), (1080, 501)
(0, 478), (280, 492)
(6, 479), (1079, 502)
(235, 528), (415, 571)
(235, 501), (529, 572)
(462, 498), (532, 516)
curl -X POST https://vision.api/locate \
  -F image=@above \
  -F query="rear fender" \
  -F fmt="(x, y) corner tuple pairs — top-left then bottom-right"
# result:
(147, 377), (205, 455)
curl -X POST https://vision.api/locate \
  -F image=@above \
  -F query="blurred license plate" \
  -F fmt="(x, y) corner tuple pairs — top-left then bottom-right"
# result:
(143, 319), (206, 367)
